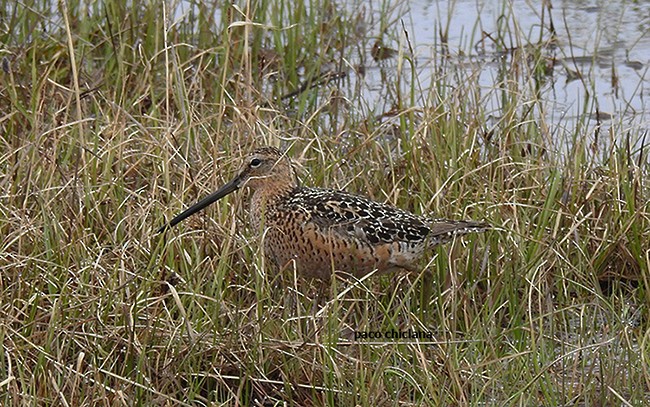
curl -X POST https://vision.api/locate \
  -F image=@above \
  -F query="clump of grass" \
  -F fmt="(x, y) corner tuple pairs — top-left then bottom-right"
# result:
(1, 0), (648, 405)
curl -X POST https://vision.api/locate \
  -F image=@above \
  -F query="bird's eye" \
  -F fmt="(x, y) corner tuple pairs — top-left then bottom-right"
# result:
(250, 158), (262, 168)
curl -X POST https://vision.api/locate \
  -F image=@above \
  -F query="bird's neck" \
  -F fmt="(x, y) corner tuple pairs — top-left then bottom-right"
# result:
(248, 181), (296, 229)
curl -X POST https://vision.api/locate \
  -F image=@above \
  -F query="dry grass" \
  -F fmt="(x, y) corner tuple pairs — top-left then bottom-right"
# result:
(1, 0), (648, 405)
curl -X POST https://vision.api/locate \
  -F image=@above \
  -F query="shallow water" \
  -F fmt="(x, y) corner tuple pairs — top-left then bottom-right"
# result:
(365, 0), (649, 142)
(172, 0), (649, 147)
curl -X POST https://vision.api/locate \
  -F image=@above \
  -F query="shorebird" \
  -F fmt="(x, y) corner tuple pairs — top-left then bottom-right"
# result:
(158, 147), (489, 280)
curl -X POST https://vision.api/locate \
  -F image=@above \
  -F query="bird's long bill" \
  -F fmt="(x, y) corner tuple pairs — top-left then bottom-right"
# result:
(157, 177), (239, 233)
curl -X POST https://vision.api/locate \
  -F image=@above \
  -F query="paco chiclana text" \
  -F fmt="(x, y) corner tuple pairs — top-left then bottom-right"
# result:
(354, 330), (433, 340)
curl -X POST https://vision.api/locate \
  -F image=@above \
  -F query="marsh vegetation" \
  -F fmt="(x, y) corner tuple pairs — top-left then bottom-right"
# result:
(1, 0), (648, 405)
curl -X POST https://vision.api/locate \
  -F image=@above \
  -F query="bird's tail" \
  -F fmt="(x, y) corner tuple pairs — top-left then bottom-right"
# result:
(427, 219), (490, 247)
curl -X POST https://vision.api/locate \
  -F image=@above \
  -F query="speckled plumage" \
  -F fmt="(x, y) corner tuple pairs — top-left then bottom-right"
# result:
(160, 147), (489, 279)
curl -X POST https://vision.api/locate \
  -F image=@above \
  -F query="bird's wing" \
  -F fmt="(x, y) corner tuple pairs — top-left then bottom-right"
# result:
(284, 188), (431, 246)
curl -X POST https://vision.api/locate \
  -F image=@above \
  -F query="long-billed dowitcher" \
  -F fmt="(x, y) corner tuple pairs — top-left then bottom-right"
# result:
(159, 147), (489, 279)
